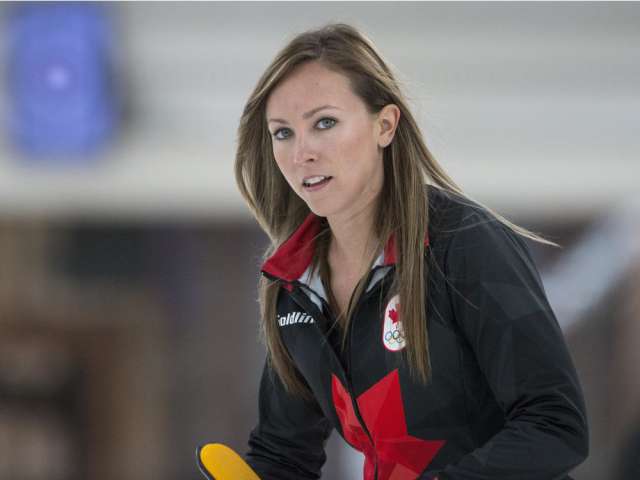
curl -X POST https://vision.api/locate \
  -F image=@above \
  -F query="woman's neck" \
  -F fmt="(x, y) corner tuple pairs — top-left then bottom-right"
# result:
(326, 209), (379, 278)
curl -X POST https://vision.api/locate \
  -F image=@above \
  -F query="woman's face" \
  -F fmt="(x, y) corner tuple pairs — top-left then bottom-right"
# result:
(265, 61), (396, 224)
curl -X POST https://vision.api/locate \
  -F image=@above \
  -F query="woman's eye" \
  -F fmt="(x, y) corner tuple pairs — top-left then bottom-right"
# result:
(273, 128), (291, 140)
(271, 118), (336, 141)
(317, 117), (337, 129)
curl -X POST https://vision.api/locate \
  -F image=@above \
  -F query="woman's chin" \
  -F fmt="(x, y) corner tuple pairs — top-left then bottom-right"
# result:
(306, 204), (328, 217)
(305, 201), (336, 219)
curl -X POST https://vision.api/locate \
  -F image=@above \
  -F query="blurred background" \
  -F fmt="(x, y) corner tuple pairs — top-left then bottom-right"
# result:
(0, 2), (638, 479)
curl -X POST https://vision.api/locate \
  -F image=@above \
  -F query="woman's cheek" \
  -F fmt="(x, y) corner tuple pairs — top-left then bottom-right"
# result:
(273, 155), (292, 187)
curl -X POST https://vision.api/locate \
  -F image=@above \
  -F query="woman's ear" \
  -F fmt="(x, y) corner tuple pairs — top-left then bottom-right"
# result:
(377, 104), (401, 148)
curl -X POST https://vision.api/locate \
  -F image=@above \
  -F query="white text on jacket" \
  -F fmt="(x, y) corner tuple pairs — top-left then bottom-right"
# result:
(278, 312), (315, 326)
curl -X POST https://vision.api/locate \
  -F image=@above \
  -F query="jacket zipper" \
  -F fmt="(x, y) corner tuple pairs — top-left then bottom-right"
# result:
(262, 267), (394, 479)
(344, 267), (382, 480)
(268, 266), (394, 480)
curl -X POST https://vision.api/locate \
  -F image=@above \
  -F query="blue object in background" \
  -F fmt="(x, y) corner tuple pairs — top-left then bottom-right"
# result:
(7, 3), (118, 162)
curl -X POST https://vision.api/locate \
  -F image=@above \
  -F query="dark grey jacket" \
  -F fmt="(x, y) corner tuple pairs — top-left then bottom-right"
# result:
(245, 186), (589, 480)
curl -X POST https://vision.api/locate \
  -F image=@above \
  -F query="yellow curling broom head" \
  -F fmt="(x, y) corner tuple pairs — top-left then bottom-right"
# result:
(196, 443), (261, 480)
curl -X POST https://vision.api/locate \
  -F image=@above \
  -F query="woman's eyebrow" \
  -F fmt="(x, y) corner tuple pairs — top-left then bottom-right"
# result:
(268, 105), (341, 124)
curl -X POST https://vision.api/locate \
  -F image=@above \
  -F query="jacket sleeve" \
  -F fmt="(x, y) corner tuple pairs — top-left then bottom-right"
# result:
(438, 212), (589, 479)
(244, 358), (333, 480)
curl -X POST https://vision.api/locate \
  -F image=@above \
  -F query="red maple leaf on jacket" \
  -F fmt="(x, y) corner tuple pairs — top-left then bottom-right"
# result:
(389, 306), (400, 324)
(332, 370), (445, 480)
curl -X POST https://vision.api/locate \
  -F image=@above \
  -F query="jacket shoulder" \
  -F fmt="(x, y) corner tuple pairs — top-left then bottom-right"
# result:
(426, 185), (498, 251)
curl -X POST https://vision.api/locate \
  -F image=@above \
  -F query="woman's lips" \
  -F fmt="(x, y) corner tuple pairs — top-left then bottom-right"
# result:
(302, 176), (332, 192)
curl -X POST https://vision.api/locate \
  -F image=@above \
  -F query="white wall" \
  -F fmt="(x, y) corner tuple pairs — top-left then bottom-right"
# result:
(0, 2), (637, 221)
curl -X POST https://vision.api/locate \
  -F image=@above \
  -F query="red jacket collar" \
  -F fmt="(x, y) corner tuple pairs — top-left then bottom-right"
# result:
(261, 213), (429, 282)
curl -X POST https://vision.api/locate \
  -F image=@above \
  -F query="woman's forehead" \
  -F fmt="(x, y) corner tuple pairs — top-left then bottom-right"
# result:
(266, 63), (358, 117)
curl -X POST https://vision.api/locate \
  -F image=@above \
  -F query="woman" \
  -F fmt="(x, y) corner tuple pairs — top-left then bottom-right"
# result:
(234, 22), (589, 480)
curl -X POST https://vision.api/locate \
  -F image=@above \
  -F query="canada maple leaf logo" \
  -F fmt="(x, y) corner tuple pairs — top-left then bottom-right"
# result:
(389, 305), (400, 324)
(383, 296), (406, 352)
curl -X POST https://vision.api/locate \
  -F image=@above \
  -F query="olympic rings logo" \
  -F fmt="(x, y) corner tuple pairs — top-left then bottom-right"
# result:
(384, 327), (405, 344)
(383, 294), (406, 352)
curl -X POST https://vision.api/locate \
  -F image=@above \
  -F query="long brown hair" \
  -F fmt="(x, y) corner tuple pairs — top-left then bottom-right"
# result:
(235, 22), (558, 397)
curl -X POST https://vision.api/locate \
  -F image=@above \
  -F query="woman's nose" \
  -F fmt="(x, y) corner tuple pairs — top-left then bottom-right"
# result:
(292, 135), (316, 165)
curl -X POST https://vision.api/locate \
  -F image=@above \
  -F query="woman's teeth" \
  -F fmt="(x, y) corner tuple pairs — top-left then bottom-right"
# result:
(303, 176), (331, 187)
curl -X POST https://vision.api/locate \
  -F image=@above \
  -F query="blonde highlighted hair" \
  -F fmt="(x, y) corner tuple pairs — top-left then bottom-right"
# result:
(235, 22), (558, 397)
